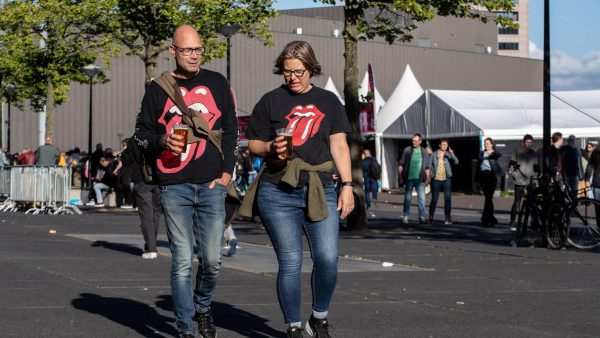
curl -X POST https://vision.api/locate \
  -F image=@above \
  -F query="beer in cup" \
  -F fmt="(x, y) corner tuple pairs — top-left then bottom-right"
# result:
(276, 127), (294, 159)
(173, 123), (191, 158)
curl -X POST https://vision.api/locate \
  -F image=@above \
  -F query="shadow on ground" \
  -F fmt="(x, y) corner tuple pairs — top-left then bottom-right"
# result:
(155, 295), (283, 338)
(72, 293), (178, 337)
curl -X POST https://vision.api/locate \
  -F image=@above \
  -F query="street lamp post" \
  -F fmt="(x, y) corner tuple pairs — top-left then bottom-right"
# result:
(542, 0), (551, 176)
(218, 24), (241, 84)
(82, 64), (101, 189)
(5, 84), (17, 153)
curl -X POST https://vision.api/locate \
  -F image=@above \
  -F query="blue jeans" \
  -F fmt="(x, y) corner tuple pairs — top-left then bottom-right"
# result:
(257, 181), (339, 324)
(429, 179), (452, 219)
(594, 187), (600, 201)
(93, 182), (110, 203)
(404, 179), (426, 219)
(364, 177), (378, 208)
(160, 182), (226, 336)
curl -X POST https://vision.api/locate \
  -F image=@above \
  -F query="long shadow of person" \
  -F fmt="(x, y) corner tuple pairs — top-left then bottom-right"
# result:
(72, 293), (178, 337)
(91, 240), (143, 256)
(155, 296), (283, 337)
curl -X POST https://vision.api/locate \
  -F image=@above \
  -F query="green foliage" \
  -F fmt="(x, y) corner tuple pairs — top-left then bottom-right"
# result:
(112, 0), (278, 85)
(0, 0), (120, 109)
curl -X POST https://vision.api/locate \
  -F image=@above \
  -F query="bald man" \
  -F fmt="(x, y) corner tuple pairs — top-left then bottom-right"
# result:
(35, 136), (61, 165)
(134, 25), (238, 338)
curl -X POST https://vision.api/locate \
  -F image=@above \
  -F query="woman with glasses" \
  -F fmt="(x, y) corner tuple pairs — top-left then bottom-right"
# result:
(242, 41), (353, 337)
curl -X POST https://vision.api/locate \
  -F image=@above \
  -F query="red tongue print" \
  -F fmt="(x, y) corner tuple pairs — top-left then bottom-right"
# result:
(156, 86), (222, 173)
(285, 104), (324, 147)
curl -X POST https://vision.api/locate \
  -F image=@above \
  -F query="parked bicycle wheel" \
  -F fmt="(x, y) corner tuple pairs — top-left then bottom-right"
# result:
(545, 202), (567, 249)
(566, 198), (600, 249)
(515, 198), (530, 246)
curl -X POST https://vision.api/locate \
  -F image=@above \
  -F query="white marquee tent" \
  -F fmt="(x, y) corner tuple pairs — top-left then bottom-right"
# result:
(376, 66), (600, 190)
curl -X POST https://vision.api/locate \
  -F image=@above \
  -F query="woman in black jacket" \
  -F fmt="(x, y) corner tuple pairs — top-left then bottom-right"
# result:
(477, 137), (503, 227)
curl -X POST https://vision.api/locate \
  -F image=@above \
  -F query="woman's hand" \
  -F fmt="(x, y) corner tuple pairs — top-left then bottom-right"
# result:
(338, 186), (355, 219)
(270, 136), (289, 160)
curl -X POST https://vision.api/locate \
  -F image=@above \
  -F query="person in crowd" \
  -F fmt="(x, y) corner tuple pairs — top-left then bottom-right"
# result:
(86, 156), (118, 207)
(243, 40), (353, 338)
(57, 151), (67, 167)
(477, 137), (502, 227)
(122, 137), (162, 259)
(0, 147), (9, 166)
(116, 139), (134, 209)
(134, 25), (237, 338)
(561, 135), (584, 200)
(35, 136), (61, 165)
(398, 133), (430, 224)
(428, 138), (459, 225)
(582, 142), (594, 170)
(585, 142), (600, 201)
(508, 134), (539, 228)
(91, 143), (104, 179)
(547, 132), (564, 179)
(361, 149), (379, 209)
(17, 147), (36, 165)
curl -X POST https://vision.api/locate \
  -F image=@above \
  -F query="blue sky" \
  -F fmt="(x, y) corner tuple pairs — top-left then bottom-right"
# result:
(274, 0), (600, 90)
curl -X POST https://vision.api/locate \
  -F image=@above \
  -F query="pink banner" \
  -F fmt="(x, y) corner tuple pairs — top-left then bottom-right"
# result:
(360, 64), (376, 135)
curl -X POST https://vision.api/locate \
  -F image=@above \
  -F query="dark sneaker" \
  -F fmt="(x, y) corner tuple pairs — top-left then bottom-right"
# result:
(428, 216), (434, 224)
(287, 326), (304, 338)
(182, 334), (195, 338)
(305, 315), (330, 338)
(195, 311), (216, 338)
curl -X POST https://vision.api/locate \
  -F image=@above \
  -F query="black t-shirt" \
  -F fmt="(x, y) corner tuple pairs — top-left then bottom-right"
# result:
(247, 85), (351, 187)
(134, 69), (238, 186)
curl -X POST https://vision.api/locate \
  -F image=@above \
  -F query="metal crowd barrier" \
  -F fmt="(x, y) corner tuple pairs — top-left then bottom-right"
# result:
(0, 165), (81, 215)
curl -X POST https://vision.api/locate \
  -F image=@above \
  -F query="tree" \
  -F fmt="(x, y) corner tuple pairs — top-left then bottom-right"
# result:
(313, 0), (517, 230)
(0, 0), (120, 139)
(112, 0), (278, 86)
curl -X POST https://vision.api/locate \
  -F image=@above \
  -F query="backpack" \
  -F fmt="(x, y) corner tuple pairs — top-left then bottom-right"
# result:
(368, 158), (381, 180)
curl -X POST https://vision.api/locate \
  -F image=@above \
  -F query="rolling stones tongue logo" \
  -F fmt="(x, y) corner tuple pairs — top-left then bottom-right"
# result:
(285, 104), (324, 147)
(156, 86), (221, 173)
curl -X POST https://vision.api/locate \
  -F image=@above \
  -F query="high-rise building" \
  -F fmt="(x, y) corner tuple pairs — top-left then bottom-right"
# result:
(495, 0), (529, 58)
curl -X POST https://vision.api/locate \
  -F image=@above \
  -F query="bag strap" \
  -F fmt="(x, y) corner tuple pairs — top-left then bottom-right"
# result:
(154, 72), (224, 158)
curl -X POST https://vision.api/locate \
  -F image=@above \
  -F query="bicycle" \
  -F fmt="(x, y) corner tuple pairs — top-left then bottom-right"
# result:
(515, 175), (567, 249)
(553, 184), (600, 249)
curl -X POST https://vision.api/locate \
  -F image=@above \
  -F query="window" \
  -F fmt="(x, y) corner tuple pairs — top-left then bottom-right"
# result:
(497, 11), (519, 21)
(499, 27), (519, 35)
(418, 38), (430, 48)
(499, 42), (519, 50)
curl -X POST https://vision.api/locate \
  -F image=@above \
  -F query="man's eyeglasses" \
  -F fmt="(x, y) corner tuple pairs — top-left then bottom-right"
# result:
(283, 69), (307, 78)
(172, 45), (205, 56)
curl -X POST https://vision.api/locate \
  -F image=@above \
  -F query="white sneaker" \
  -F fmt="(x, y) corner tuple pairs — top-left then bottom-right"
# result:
(120, 205), (133, 209)
(85, 201), (96, 206)
(141, 252), (158, 259)
(402, 215), (408, 224)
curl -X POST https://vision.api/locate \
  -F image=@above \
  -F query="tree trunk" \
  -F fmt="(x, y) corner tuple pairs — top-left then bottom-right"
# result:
(343, 5), (368, 231)
(144, 44), (160, 87)
(45, 77), (55, 139)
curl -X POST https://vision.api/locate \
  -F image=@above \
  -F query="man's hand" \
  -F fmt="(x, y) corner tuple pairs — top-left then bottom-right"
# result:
(338, 186), (355, 220)
(209, 172), (232, 189)
(164, 133), (186, 154)
(270, 136), (288, 160)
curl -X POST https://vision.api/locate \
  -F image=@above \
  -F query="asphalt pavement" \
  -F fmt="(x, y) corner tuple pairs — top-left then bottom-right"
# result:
(1, 192), (599, 337)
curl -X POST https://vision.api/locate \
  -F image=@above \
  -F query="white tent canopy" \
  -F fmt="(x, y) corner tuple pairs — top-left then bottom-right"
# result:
(323, 77), (345, 105)
(375, 65), (424, 190)
(376, 83), (600, 189)
(429, 90), (600, 140)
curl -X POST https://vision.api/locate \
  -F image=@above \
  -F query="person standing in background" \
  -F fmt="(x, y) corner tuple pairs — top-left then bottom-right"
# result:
(398, 133), (430, 224)
(508, 134), (539, 229)
(35, 136), (61, 165)
(477, 137), (502, 227)
(428, 138), (459, 225)
(361, 149), (379, 209)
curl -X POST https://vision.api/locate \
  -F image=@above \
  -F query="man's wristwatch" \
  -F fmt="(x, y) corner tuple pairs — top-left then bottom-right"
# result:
(341, 181), (354, 187)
